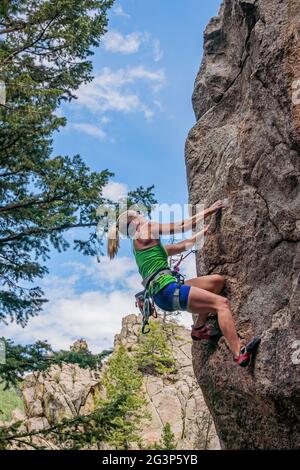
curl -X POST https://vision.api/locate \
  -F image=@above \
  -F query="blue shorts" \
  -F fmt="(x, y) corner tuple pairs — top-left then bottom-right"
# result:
(153, 282), (191, 312)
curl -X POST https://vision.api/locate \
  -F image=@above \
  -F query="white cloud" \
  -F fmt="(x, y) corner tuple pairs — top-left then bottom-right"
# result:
(102, 28), (163, 65)
(1, 257), (142, 353)
(127, 65), (165, 83)
(102, 30), (144, 54)
(75, 66), (165, 120)
(102, 181), (128, 202)
(113, 5), (131, 19)
(180, 253), (197, 280)
(2, 289), (134, 353)
(70, 123), (106, 140)
(153, 39), (163, 62)
(1, 251), (197, 353)
(100, 116), (110, 124)
(65, 257), (141, 292)
(153, 99), (165, 111)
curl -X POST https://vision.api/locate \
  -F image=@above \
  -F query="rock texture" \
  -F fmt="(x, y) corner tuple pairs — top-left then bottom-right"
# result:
(22, 364), (101, 425)
(185, 0), (300, 449)
(19, 316), (220, 450)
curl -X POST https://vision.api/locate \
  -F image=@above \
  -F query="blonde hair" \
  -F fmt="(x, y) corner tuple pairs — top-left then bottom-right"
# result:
(107, 210), (139, 259)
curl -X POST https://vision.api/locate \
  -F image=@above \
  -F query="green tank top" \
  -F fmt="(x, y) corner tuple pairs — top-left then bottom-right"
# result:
(133, 240), (177, 296)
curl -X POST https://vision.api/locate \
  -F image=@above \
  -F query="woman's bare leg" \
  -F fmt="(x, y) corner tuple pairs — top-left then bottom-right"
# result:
(187, 286), (241, 358)
(185, 274), (225, 294)
(185, 274), (225, 326)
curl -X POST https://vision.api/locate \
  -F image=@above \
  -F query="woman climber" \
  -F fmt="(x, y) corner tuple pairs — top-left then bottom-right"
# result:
(107, 202), (260, 367)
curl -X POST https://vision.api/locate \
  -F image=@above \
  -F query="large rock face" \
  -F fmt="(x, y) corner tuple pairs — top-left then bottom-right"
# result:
(185, 0), (300, 449)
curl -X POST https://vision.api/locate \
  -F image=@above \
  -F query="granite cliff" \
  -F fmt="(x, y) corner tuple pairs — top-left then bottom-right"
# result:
(185, 0), (300, 449)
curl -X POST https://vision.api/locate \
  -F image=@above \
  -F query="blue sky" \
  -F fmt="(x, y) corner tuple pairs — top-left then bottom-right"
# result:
(3, 0), (222, 352)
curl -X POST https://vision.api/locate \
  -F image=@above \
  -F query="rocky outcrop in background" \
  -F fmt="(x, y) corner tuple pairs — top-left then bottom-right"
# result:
(17, 315), (219, 450)
(115, 315), (219, 450)
(185, 0), (300, 449)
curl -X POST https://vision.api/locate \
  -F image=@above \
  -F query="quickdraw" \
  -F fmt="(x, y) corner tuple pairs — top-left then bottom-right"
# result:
(172, 249), (197, 274)
(135, 289), (157, 334)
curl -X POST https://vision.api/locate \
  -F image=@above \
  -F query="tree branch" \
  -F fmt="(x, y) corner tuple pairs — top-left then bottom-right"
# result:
(2, 14), (60, 65)
(0, 23), (26, 35)
(0, 222), (97, 244)
(0, 132), (25, 153)
(0, 192), (70, 213)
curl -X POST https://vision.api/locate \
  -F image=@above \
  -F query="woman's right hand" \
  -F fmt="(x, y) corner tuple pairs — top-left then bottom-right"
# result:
(208, 200), (226, 214)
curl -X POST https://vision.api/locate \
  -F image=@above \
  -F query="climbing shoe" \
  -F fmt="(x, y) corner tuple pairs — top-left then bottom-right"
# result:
(191, 318), (223, 341)
(235, 337), (261, 367)
(191, 324), (211, 341)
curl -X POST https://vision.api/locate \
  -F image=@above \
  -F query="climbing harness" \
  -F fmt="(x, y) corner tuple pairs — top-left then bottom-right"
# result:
(135, 249), (197, 334)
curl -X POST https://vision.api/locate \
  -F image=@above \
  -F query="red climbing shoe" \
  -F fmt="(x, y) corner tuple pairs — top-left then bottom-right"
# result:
(191, 324), (211, 341)
(235, 337), (261, 367)
(191, 318), (223, 341)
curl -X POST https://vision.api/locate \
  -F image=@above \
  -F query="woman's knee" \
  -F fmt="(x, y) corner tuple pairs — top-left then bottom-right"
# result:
(216, 295), (230, 311)
(211, 274), (225, 293)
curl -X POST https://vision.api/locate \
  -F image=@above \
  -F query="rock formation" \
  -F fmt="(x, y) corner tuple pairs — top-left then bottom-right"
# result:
(185, 0), (300, 449)
(115, 315), (219, 450)
(18, 315), (220, 450)
(22, 363), (101, 431)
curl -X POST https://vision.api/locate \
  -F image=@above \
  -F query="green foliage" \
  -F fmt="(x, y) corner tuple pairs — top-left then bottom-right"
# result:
(98, 345), (148, 450)
(0, 328), (181, 450)
(0, 394), (129, 450)
(0, 0), (116, 325)
(0, 0), (160, 450)
(0, 0), (159, 327)
(135, 321), (176, 376)
(0, 381), (24, 422)
(0, 338), (111, 389)
(127, 185), (157, 218)
(0, 344), (150, 450)
(152, 423), (177, 450)
(160, 423), (176, 450)
(0, 341), (133, 450)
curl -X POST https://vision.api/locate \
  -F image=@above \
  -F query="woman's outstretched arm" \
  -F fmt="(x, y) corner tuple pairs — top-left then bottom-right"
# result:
(150, 200), (225, 237)
(164, 226), (209, 256)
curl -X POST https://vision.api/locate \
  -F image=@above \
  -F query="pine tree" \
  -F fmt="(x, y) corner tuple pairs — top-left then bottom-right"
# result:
(0, 1), (115, 325)
(98, 345), (148, 450)
(0, 1), (157, 326)
(0, 338), (111, 389)
(135, 321), (177, 375)
(0, 393), (130, 450)
(0, 342), (146, 450)
(159, 423), (177, 450)
(0, 1), (159, 450)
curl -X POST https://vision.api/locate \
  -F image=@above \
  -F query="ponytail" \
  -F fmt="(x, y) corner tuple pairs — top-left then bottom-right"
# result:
(107, 209), (139, 259)
(107, 223), (120, 259)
